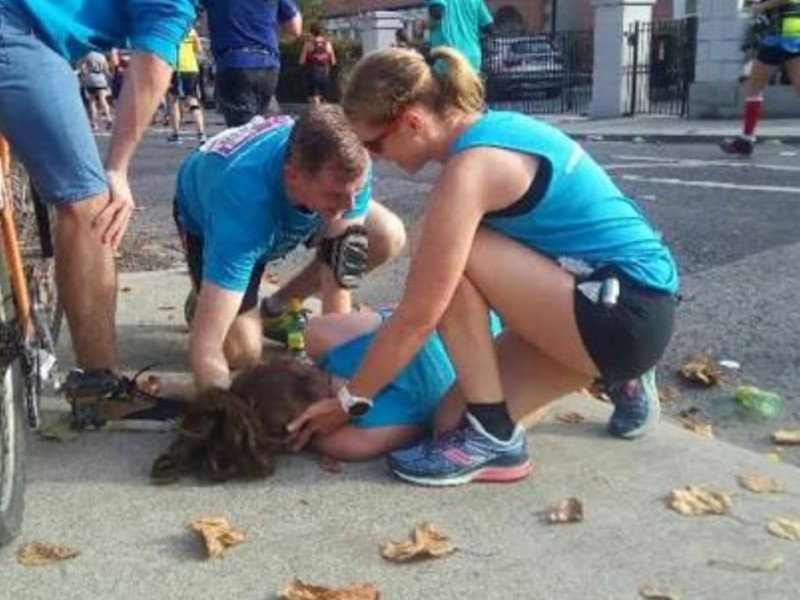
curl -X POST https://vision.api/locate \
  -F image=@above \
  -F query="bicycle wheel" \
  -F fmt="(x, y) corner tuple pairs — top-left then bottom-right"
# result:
(0, 244), (25, 547)
(9, 159), (61, 348)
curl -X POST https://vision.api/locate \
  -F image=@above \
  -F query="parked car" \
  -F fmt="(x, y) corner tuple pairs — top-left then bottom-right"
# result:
(483, 35), (565, 100)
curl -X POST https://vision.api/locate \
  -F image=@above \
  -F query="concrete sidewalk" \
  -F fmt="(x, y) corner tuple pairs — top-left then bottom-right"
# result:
(3, 269), (798, 600)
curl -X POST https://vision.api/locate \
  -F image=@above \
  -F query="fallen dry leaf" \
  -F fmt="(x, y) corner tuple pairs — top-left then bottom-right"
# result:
(680, 417), (714, 438)
(380, 521), (456, 562)
(586, 381), (611, 403)
(319, 455), (342, 474)
(766, 518), (800, 541)
(667, 485), (732, 516)
(547, 497), (584, 524)
(187, 516), (246, 559)
(708, 555), (784, 572)
(772, 428), (800, 445)
(120, 286), (132, 293)
(16, 541), (80, 566)
(280, 579), (379, 600)
(657, 384), (681, 404)
(737, 474), (785, 494)
(678, 354), (722, 387)
(555, 411), (585, 424)
(639, 584), (681, 600)
(157, 305), (176, 311)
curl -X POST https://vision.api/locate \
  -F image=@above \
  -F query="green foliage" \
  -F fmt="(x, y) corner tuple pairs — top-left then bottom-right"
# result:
(295, 0), (325, 30)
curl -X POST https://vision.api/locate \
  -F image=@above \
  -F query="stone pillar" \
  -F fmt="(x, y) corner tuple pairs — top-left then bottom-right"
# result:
(687, 0), (749, 117)
(358, 11), (404, 54)
(590, 0), (657, 118)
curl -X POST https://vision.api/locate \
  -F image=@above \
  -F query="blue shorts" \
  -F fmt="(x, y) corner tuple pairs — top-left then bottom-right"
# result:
(0, 2), (106, 204)
(317, 329), (456, 429)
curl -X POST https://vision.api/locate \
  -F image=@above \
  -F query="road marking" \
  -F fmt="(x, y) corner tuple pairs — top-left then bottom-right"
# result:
(609, 155), (800, 173)
(621, 174), (800, 194)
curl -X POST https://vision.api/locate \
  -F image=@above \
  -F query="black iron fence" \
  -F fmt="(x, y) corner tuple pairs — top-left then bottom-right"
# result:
(624, 17), (697, 116)
(482, 30), (594, 115)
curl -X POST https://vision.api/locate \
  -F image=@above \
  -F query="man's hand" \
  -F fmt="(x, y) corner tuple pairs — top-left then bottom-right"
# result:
(286, 398), (349, 451)
(94, 169), (135, 249)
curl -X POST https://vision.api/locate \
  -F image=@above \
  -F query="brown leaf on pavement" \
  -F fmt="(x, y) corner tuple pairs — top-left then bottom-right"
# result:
(639, 584), (681, 599)
(667, 485), (732, 516)
(657, 384), (681, 404)
(280, 579), (379, 600)
(680, 417), (714, 438)
(319, 454), (342, 474)
(187, 516), (246, 559)
(16, 541), (80, 566)
(547, 497), (584, 524)
(120, 286), (132, 293)
(708, 554), (784, 572)
(380, 522), (456, 562)
(157, 305), (176, 311)
(772, 428), (800, 445)
(737, 474), (785, 494)
(678, 354), (722, 387)
(766, 518), (800, 541)
(555, 411), (585, 424)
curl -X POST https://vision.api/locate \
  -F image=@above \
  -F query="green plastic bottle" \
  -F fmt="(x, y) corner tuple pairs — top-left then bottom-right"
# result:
(285, 298), (310, 363)
(734, 385), (783, 419)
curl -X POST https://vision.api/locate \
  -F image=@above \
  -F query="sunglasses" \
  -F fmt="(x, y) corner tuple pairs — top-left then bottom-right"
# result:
(362, 113), (404, 155)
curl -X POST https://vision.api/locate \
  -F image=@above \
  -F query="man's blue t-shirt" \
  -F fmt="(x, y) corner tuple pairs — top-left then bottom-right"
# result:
(202, 0), (299, 69)
(9, 0), (196, 65)
(176, 115), (372, 293)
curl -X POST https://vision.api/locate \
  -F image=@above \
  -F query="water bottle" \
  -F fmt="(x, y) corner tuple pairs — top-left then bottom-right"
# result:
(734, 385), (783, 419)
(285, 298), (310, 363)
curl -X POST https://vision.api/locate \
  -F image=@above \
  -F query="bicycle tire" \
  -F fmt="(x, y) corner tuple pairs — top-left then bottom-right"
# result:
(9, 159), (62, 347)
(0, 243), (26, 547)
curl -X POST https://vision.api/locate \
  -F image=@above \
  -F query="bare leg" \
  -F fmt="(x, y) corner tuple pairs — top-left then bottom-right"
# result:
(55, 194), (119, 370)
(313, 424), (422, 461)
(168, 94), (180, 136)
(186, 97), (205, 136)
(785, 57), (800, 96)
(269, 200), (406, 307)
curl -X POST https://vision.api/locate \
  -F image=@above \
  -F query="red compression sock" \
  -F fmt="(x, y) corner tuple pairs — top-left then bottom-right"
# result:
(742, 97), (763, 138)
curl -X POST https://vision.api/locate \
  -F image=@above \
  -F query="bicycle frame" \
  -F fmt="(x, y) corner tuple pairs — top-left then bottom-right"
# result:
(0, 136), (34, 344)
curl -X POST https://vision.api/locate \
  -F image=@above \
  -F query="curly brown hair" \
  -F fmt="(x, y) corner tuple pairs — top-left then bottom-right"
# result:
(152, 355), (328, 484)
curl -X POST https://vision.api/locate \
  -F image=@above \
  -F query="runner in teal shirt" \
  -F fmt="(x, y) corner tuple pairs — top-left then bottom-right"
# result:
(427, 0), (493, 71)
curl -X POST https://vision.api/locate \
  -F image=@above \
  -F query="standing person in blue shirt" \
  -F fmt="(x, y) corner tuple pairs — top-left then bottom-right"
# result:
(287, 47), (679, 487)
(203, 0), (303, 127)
(427, 0), (494, 72)
(0, 0), (196, 424)
(174, 106), (406, 392)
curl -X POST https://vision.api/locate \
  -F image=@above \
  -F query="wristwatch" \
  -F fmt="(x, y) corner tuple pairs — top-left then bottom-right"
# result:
(337, 385), (373, 417)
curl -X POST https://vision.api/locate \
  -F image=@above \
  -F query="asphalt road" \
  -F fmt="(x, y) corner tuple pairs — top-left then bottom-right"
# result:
(109, 127), (800, 465)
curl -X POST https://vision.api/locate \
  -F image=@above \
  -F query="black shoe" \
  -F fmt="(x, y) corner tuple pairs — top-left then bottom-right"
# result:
(720, 137), (753, 157)
(65, 366), (184, 431)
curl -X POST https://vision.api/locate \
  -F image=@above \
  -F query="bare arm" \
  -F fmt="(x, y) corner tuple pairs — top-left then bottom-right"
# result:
(298, 40), (310, 65)
(346, 148), (537, 400)
(751, 0), (790, 12)
(188, 282), (243, 390)
(97, 51), (172, 248)
(282, 14), (303, 39)
(327, 41), (337, 67)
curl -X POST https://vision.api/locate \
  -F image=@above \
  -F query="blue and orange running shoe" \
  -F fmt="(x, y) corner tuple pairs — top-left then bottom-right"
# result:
(388, 413), (533, 487)
(606, 368), (660, 439)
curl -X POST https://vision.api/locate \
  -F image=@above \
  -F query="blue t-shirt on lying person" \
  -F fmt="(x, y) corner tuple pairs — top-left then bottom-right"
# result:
(8, 0), (196, 65)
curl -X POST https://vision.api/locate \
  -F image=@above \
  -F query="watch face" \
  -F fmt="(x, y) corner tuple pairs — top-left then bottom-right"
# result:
(348, 401), (371, 417)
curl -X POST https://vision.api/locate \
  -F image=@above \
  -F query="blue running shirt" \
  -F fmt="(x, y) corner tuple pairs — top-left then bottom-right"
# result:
(9, 0), (196, 64)
(175, 115), (372, 293)
(453, 111), (678, 294)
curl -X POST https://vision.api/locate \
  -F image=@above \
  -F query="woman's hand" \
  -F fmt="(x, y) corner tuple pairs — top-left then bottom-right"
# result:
(286, 397), (349, 451)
